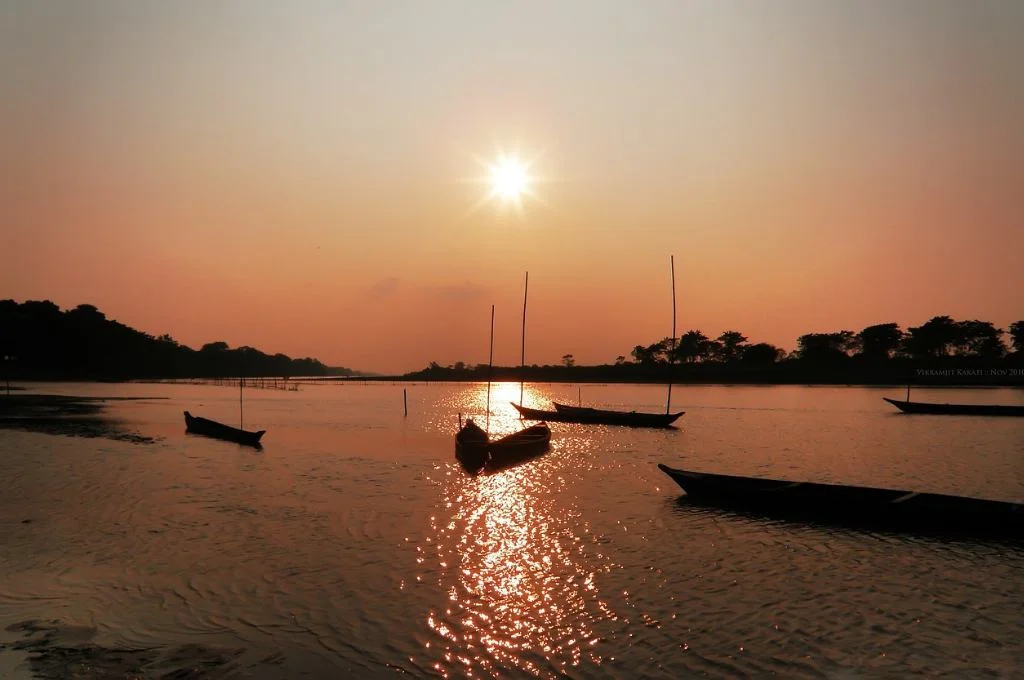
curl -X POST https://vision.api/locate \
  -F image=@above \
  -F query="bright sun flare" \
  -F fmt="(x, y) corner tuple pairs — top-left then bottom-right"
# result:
(488, 155), (529, 201)
(462, 147), (547, 220)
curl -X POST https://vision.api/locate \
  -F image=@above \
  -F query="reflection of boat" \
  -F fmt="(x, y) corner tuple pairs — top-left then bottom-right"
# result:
(513, 402), (683, 428)
(882, 397), (1024, 417)
(657, 463), (1024, 535)
(456, 418), (551, 474)
(184, 411), (265, 447)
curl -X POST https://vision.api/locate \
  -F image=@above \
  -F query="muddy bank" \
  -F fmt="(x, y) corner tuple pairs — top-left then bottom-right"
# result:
(0, 395), (157, 444)
(1, 620), (246, 679)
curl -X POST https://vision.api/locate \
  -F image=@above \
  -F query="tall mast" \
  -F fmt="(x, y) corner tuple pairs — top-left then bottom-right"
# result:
(486, 304), (495, 434)
(519, 271), (529, 409)
(666, 255), (677, 414)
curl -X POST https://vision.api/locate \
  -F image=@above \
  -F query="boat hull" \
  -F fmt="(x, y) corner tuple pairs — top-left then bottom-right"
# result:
(514, 402), (683, 428)
(184, 411), (265, 447)
(657, 463), (1023, 536)
(456, 420), (551, 474)
(883, 397), (1024, 417)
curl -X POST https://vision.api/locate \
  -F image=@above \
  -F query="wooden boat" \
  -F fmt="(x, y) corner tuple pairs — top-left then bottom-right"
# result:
(184, 410), (265, 447)
(657, 463), (1024, 535)
(456, 418), (551, 474)
(882, 397), (1024, 417)
(513, 402), (683, 428)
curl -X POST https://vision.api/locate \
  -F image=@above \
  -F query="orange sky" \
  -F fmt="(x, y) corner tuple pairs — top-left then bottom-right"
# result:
(2, 2), (1022, 373)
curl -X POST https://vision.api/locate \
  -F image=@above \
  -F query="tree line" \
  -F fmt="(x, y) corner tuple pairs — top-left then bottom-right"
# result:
(627, 317), (1023, 365)
(0, 300), (357, 380)
(407, 316), (1024, 385)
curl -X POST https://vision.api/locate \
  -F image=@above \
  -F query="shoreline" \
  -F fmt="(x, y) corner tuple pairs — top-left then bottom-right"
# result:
(0, 394), (158, 443)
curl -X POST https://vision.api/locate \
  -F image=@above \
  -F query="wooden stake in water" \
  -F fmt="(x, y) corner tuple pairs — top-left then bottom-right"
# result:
(486, 304), (495, 435)
(404, 388), (408, 416)
(519, 271), (529, 410)
(239, 376), (244, 429)
(666, 255), (677, 415)
(906, 384), (911, 402)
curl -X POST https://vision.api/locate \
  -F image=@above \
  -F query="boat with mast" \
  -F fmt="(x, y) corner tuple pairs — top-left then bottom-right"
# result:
(512, 258), (685, 428)
(184, 376), (267, 447)
(456, 303), (551, 474)
(883, 394), (1024, 417)
(512, 402), (683, 427)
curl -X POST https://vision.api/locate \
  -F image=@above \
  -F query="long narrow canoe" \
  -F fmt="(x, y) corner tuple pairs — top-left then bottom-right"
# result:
(657, 463), (1023, 535)
(883, 397), (1024, 417)
(513, 402), (683, 428)
(456, 418), (551, 474)
(184, 411), (265, 447)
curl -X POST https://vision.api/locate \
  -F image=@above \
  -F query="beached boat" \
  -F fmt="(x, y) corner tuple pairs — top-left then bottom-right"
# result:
(456, 418), (551, 474)
(882, 397), (1024, 417)
(184, 411), (265, 447)
(657, 463), (1024, 535)
(513, 402), (683, 428)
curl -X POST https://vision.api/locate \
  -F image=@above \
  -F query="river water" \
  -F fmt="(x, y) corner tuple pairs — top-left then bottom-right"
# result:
(1, 382), (1022, 678)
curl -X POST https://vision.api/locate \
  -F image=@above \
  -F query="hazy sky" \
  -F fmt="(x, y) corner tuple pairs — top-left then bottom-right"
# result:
(2, 1), (1022, 373)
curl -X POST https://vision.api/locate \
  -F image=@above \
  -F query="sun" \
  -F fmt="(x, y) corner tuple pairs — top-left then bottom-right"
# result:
(459, 145), (550, 220)
(488, 155), (529, 201)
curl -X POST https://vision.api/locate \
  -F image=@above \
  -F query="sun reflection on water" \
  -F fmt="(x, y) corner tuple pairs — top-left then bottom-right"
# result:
(439, 382), (551, 438)
(419, 452), (623, 678)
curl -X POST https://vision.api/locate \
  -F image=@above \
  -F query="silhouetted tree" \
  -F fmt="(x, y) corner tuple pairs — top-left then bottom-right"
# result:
(0, 300), (353, 379)
(561, 354), (575, 368)
(630, 345), (654, 364)
(901, 316), (960, 358)
(653, 338), (676, 363)
(631, 340), (674, 364)
(741, 343), (785, 364)
(672, 330), (714, 363)
(1010, 321), (1024, 354)
(704, 337), (724, 362)
(614, 355), (627, 365)
(952, 320), (1005, 358)
(797, 331), (857, 362)
(714, 331), (748, 363)
(857, 323), (904, 360)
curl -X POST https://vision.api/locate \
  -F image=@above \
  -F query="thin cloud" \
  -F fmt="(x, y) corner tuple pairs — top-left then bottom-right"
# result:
(426, 281), (488, 302)
(368, 277), (400, 298)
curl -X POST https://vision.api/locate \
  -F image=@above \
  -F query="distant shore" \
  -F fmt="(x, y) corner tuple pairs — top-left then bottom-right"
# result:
(364, 361), (1024, 388)
(321, 376), (1024, 389)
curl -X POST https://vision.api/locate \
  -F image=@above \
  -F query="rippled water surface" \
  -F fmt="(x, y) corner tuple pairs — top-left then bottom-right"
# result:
(2, 382), (1023, 678)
